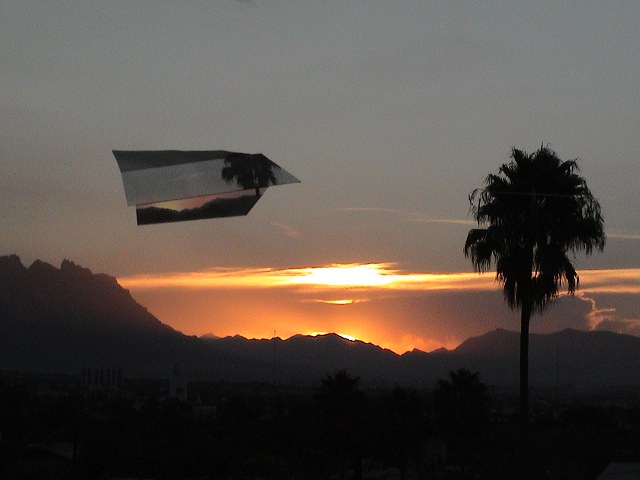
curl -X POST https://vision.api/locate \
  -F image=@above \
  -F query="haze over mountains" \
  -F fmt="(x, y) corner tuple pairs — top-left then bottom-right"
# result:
(1, 255), (638, 388)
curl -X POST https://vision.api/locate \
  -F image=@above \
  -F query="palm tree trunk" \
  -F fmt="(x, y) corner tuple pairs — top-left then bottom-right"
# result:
(521, 189), (536, 427)
(519, 301), (532, 424)
(519, 299), (533, 478)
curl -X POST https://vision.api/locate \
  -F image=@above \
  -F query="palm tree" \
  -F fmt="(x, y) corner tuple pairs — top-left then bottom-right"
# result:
(434, 369), (490, 435)
(434, 369), (490, 469)
(464, 146), (605, 423)
(221, 153), (280, 197)
(385, 387), (426, 480)
(316, 370), (365, 480)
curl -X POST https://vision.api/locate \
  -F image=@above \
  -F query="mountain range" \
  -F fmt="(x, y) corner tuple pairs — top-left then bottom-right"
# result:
(1, 254), (639, 388)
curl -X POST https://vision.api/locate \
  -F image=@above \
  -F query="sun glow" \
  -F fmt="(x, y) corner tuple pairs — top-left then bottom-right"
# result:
(314, 299), (355, 305)
(307, 331), (357, 342)
(289, 263), (399, 287)
(117, 262), (496, 291)
(338, 333), (356, 341)
(118, 264), (639, 355)
(118, 264), (638, 295)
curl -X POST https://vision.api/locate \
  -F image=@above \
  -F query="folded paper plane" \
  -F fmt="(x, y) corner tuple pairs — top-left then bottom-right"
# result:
(113, 150), (300, 225)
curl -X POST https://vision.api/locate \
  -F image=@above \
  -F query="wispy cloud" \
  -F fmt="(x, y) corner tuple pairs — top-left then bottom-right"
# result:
(271, 221), (300, 238)
(338, 207), (640, 235)
(403, 213), (476, 226)
(117, 263), (635, 297)
(608, 231), (640, 241)
(337, 207), (475, 226)
(337, 207), (399, 214)
(578, 269), (640, 294)
(118, 263), (496, 291)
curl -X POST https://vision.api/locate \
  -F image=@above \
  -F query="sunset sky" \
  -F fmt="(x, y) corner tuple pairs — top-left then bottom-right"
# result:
(2, 2), (638, 353)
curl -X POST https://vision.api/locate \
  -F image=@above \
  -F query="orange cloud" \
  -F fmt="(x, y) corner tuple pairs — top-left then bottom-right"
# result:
(118, 263), (640, 305)
(117, 263), (498, 291)
(578, 269), (640, 294)
(118, 263), (637, 294)
(310, 299), (356, 305)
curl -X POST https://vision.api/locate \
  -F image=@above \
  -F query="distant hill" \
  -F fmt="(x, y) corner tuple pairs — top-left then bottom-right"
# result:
(1, 255), (639, 388)
(452, 328), (640, 387)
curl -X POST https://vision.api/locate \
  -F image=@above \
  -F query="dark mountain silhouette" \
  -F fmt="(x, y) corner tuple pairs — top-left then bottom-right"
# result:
(452, 328), (640, 386)
(1, 255), (639, 388)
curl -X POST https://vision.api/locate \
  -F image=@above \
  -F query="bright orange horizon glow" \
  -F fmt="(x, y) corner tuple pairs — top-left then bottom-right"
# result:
(117, 264), (638, 355)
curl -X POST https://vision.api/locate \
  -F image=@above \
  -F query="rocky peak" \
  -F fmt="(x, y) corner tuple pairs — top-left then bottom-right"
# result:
(60, 258), (94, 279)
(0, 254), (26, 277)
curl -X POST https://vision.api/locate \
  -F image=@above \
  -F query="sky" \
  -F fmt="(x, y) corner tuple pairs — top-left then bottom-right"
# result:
(2, 2), (638, 354)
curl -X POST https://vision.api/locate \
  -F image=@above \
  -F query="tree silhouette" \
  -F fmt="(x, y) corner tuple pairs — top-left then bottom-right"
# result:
(221, 153), (280, 197)
(384, 387), (426, 480)
(433, 369), (491, 473)
(464, 146), (605, 424)
(316, 370), (365, 480)
(434, 369), (490, 434)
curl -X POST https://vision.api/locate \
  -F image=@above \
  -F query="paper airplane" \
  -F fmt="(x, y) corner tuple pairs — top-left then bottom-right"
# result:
(113, 150), (300, 225)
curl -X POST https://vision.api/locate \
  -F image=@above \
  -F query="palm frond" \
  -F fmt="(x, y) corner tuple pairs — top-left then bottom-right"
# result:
(465, 145), (605, 315)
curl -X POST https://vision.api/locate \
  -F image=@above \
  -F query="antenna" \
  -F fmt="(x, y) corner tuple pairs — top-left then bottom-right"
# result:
(272, 329), (276, 386)
(555, 335), (560, 404)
